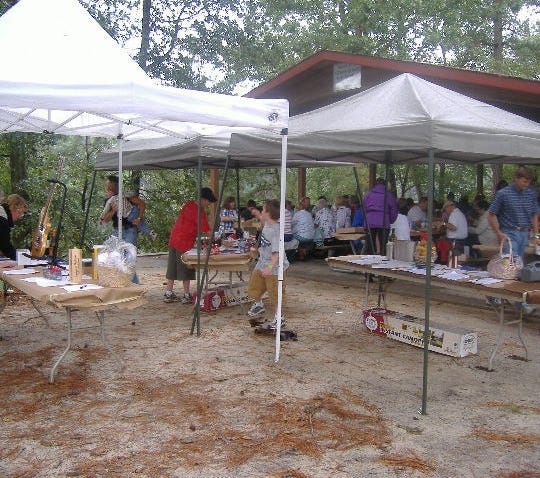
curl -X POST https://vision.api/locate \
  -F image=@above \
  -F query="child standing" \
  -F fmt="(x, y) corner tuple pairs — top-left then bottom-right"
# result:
(246, 199), (289, 329)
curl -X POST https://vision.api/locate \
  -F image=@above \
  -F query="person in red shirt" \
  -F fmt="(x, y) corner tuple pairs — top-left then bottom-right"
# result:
(164, 187), (217, 303)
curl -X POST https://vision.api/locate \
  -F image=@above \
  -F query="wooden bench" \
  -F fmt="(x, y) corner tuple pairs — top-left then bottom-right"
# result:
(313, 242), (352, 258)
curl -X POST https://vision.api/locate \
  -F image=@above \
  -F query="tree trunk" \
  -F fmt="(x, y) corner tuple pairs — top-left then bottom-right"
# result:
(492, 0), (503, 62)
(131, 0), (152, 195)
(139, 0), (152, 70)
(439, 164), (446, 202)
(476, 165), (484, 196)
(492, 164), (503, 193)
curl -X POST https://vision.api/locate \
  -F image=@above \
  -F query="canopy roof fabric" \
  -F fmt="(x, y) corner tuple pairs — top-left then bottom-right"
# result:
(230, 73), (540, 164)
(0, 0), (288, 139)
(95, 129), (353, 170)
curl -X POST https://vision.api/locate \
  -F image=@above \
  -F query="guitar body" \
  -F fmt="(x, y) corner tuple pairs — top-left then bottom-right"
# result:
(31, 207), (51, 257)
(31, 158), (65, 258)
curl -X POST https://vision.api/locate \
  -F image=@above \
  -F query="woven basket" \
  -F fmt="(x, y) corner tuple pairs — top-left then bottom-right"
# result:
(97, 264), (133, 288)
(487, 237), (523, 280)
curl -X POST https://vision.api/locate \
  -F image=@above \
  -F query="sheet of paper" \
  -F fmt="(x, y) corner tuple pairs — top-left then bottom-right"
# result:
(438, 271), (470, 281)
(470, 277), (504, 285)
(3, 268), (38, 275)
(23, 277), (73, 287)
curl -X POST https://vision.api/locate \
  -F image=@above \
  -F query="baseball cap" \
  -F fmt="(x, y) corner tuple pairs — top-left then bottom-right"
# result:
(200, 187), (217, 203)
(442, 200), (455, 210)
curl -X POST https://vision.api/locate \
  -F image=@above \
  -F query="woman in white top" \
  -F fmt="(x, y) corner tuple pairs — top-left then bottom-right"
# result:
(219, 196), (238, 234)
(314, 198), (335, 240)
(292, 202), (315, 242)
(468, 199), (498, 246)
(333, 195), (351, 231)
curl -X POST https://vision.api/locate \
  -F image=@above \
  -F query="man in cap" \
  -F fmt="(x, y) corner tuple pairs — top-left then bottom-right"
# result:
(164, 187), (217, 303)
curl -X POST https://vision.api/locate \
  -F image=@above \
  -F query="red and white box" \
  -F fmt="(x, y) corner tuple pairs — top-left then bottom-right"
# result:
(361, 307), (477, 357)
(194, 282), (250, 312)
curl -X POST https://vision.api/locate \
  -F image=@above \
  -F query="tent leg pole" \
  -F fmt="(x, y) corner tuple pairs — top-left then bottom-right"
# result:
(420, 150), (435, 416)
(80, 170), (97, 249)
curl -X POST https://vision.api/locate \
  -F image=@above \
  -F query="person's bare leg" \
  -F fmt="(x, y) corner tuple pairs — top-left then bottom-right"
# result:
(166, 279), (174, 293)
(183, 280), (190, 295)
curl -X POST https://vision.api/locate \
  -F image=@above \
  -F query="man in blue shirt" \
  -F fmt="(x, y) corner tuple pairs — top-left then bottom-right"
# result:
(488, 166), (539, 259)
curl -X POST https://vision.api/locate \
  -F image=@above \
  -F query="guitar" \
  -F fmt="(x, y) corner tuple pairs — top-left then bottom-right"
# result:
(31, 159), (65, 257)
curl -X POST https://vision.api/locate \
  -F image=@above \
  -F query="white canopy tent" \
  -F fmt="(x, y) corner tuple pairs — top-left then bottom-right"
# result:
(0, 0), (290, 351)
(230, 73), (540, 413)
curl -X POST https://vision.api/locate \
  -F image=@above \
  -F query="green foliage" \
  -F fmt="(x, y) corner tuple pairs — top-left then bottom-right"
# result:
(1, 134), (201, 258)
(305, 165), (369, 203)
(0, 0), (16, 16)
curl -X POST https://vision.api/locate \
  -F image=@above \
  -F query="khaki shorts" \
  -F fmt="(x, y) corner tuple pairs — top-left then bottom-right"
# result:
(165, 246), (195, 281)
(247, 269), (286, 308)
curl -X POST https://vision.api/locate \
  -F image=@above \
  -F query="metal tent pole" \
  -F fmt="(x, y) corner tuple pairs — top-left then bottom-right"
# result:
(275, 129), (288, 362)
(80, 170), (97, 249)
(191, 156), (230, 336)
(421, 149), (435, 415)
(353, 167), (372, 253)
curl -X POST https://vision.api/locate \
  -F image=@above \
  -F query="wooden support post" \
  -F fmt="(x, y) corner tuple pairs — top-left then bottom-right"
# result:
(298, 167), (306, 203)
(476, 165), (484, 197)
(369, 164), (376, 189)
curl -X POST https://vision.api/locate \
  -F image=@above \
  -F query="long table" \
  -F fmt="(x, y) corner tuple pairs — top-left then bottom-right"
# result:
(327, 255), (540, 370)
(1, 270), (146, 382)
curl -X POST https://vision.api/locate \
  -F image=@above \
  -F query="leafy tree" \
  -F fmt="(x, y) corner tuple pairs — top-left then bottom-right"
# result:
(1, 0), (538, 257)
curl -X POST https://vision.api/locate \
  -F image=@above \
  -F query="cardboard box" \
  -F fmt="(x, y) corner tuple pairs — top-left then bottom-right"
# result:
(194, 282), (250, 312)
(362, 308), (477, 357)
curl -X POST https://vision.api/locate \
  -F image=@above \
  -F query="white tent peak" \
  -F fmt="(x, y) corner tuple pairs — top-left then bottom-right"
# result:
(293, 73), (539, 133)
(0, 0), (288, 136)
(0, 0), (151, 86)
(230, 72), (539, 162)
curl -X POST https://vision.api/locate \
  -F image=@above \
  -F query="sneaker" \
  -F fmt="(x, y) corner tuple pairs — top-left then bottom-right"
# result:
(249, 316), (267, 327)
(486, 296), (502, 306)
(149, 230), (157, 241)
(269, 317), (287, 330)
(181, 293), (193, 305)
(247, 302), (265, 317)
(164, 291), (180, 303)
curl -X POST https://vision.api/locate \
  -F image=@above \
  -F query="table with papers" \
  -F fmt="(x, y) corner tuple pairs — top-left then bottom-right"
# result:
(327, 255), (539, 370)
(1, 268), (146, 383)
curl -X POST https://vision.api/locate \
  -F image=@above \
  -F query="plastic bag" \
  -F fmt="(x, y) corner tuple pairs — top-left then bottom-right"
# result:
(96, 236), (137, 287)
(487, 237), (523, 280)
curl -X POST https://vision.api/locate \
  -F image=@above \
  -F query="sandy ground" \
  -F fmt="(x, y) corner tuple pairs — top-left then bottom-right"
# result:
(1, 255), (539, 478)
